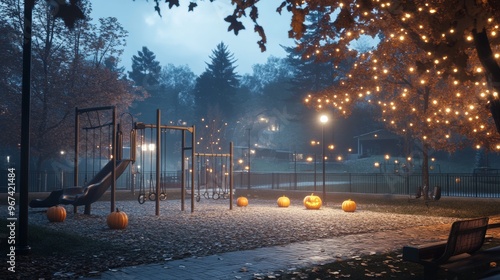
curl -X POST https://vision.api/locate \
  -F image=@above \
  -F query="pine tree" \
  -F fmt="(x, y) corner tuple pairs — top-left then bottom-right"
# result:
(128, 46), (161, 88)
(128, 46), (162, 122)
(194, 42), (240, 121)
(192, 42), (240, 152)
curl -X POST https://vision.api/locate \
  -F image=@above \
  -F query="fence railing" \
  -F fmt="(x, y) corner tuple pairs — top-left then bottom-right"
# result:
(1, 170), (499, 198)
(234, 172), (500, 198)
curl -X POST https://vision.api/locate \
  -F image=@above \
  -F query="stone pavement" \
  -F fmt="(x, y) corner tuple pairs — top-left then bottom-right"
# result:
(87, 219), (500, 280)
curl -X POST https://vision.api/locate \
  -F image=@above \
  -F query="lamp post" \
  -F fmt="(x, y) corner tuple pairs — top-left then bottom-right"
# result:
(306, 155), (317, 191)
(247, 128), (251, 189)
(320, 115), (328, 204)
(293, 150), (298, 189)
(384, 154), (390, 173)
(238, 159), (244, 187)
(313, 153), (317, 191)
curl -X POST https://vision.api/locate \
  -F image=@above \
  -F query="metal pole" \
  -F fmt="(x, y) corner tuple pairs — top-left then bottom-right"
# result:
(229, 142), (233, 210)
(155, 109), (161, 216)
(181, 130), (185, 211)
(294, 151), (297, 190)
(322, 125), (326, 204)
(74, 107), (79, 186)
(191, 125), (196, 213)
(247, 128), (251, 189)
(130, 128), (136, 194)
(111, 107), (117, 213)
(17, 0), (34, 255)
(314, 153), (317, 191)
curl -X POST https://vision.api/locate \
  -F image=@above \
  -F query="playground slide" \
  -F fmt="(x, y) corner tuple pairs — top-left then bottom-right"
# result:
(29, 160), (130, 208)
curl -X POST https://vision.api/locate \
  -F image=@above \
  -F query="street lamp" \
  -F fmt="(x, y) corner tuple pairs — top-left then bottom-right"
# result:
(319, 114), (328, 204)
(247, 128), (251, 189)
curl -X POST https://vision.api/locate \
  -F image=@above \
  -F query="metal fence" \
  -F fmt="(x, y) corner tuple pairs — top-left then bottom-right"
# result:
(1, 169), (499, 198)
(235, 172), (500, 198)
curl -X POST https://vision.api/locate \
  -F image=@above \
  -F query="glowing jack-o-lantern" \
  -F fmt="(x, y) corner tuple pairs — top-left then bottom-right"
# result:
(303, 193), (322, 209)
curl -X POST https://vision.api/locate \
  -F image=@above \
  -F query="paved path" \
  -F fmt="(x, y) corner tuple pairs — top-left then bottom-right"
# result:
(87, 218), (500, 280)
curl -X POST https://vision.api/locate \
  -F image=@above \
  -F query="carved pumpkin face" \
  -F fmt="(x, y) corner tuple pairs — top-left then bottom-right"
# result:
(303, 193), (322, 209)
(342, 199), (357, 212)
(277, 195), (291, 207)
(107, 208), (128, 229)
(236, 197), (248, 207)
(47, 205), (66, 222)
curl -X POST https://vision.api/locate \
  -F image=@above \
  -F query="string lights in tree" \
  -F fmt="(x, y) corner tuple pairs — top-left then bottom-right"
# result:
(298, 0), (500, 152)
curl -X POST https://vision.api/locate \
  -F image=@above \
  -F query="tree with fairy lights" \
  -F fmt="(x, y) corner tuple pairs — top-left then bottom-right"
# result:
(147, 0), (500, 134)
(286, 0), (500, 136)
(195, 108), (230, 154)
(306, 34), (500, 197)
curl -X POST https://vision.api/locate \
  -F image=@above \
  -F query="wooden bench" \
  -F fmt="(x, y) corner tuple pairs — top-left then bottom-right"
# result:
(403, 217), (500, 279)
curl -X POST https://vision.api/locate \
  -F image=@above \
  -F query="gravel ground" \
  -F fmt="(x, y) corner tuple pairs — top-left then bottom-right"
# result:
(2, 197), (458, 279)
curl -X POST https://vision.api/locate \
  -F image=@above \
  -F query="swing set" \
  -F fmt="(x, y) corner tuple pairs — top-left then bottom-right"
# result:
(135, 125), (170, 204)
(194, 152), (232, 201)
(133, 109), (235, 214)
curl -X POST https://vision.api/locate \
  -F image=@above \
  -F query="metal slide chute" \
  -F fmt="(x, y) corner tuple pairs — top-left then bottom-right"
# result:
(29, 159), (130, 214)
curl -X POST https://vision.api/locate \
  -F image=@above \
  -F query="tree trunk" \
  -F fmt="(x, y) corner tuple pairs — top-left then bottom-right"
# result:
(421, 86), (430, 199)
(421, 143), (430, 200)
(473, 29), (500, 133)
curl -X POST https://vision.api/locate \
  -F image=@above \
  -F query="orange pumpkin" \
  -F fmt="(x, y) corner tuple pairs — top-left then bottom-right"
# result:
(303, 193), (322, 209)
(236, 196), (248, 207)
(47, 205), (66, 222)
(342, 199), (357, 212)
(107, 208), (128, 229)
(277, 195), (291, 207)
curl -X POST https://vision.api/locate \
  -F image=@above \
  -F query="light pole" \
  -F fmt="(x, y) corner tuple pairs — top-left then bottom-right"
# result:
(310, 140), (319, 191)
(313, 153), (317, 191)
(384, 154), (390, 173)
(320, 115), (328, 204)
(306, 155), (317, 191)
(294, 151), (297, 189)
(247, 128), (251, 189)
